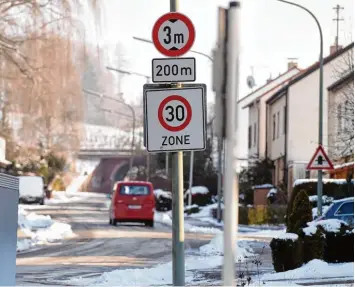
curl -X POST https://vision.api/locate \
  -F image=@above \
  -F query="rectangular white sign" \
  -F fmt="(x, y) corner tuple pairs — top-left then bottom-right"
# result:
(143, 84), (206, 152)
(152, 58), (196, 83)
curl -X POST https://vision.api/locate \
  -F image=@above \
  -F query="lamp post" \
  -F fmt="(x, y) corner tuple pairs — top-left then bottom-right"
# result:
(276, 0), (324, 216)
(132, 36), (217, 207)
(106, 67), (151, 180)
(82, 88), (136, 175)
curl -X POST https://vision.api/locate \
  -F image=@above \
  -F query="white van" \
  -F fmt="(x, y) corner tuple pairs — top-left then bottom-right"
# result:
(18, 176), (45, 205)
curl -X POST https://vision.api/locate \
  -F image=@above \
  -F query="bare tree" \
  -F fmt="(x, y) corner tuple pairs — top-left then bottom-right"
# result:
(329, 47), (354, 160)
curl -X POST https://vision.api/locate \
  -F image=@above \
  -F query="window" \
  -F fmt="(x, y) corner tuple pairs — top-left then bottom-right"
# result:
(283, 106), (287, 134)
(337, 103), (342, 134)
(277, 111), (280, 138)
(272, 114), (276, 140)
(335, 202), (354, 215)
(345, 100), (350, 130)
(120, 185), (150, 195)
(253, 123), (257, 146)
(248, 125), (252, 149)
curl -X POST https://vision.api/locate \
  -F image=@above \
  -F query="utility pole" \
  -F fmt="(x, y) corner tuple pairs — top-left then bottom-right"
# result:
(333, 4), (344, 50)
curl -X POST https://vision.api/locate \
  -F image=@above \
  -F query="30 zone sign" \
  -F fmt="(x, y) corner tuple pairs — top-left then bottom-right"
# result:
(152, 58), (196, 83)
(144, 85), (206, 152)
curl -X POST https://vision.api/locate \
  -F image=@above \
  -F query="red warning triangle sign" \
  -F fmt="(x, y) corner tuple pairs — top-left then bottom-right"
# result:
(307, 145), (334, 170)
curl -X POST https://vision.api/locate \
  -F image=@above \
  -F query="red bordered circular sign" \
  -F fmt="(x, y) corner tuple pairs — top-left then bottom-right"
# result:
(158, 95), (192, 132)
(152, 12), (195, 57)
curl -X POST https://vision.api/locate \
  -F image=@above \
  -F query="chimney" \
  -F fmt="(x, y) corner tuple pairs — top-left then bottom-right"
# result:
(287, 58), (298, 70)
(330, 44), (343, 54)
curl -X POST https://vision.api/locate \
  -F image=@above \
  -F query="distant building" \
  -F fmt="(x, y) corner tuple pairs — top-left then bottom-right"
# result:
(265, 42), (354, 196)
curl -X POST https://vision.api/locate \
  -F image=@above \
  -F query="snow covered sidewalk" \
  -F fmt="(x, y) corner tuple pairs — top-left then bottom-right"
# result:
(68, 233), (254, 286)
(17, 205), (74, 252)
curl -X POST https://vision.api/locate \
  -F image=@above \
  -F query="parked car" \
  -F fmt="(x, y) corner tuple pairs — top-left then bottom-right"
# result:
(109, 181), (155, 227)
(18, 176), (45, 205)
(316, 197), (354, 227)
(154, 189), (172, 211)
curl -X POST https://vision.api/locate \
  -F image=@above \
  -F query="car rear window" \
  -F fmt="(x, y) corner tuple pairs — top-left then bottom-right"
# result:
(119, 185), (150, 196)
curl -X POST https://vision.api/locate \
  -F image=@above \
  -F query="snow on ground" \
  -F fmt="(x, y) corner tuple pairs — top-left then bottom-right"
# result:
(17, 205), (74, 252)
(69, 234), (253, 286)
(185, 186), (209, 196)
(65, 175), (89, 193)
(262, 259), (354, 281)
(45, 190), (106, 205)
(154, 211), (222, 234)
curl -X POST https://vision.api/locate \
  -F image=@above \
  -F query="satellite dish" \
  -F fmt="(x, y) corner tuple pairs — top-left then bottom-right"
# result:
(247, 75), (256, 89)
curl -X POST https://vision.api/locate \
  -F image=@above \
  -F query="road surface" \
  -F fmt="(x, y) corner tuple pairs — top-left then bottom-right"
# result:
(16, 194), (214, 286)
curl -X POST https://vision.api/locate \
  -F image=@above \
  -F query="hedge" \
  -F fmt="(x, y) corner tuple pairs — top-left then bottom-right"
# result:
(300, 226), (326, 263)
(211, 205), (287, 225)
(270, 234), (303, 272)
(184, 193), (212, 207)
(287, 180), (354, 223)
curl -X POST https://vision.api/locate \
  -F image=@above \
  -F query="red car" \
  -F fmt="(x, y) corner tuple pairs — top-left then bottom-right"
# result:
(109, 181), (155, 227)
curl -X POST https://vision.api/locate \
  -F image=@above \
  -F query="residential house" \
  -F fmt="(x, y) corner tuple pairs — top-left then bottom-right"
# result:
(242, 63), (301, 160)
(265, 43), (354, 196)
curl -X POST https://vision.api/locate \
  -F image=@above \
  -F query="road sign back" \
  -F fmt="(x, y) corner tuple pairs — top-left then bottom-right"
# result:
(152, 12), (195, 57)
(307, 145), (334, 170)
(143, 84), (206, 152)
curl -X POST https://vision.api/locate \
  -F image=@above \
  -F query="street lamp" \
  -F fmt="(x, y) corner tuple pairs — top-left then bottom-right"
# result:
(106, 67), (151, 180)
(132, 36), (217, 207)
(276, 0), (324, 216)
(82, 88), (136, 176)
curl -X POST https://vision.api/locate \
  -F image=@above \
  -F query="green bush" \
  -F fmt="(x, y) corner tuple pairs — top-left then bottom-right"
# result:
(287, 190), (313, 233)
(316, 221), (354, 263)
(287, 180), (354, 223)
(270, 234), (303, 272)
(300, 226), (325, 263)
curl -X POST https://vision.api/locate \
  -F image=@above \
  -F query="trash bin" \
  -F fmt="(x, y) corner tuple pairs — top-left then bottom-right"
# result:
(0, 173), (19, 286)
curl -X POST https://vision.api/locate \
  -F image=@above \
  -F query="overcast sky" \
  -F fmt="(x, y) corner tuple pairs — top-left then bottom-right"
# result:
(84, 0), (354, 162)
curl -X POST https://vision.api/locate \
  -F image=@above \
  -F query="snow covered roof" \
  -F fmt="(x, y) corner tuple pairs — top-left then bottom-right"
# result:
(332, 162), (354, 170)
(253, 184), (274, 189)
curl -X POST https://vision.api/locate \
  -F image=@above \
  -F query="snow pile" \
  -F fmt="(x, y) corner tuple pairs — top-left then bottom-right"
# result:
(308, 219), (348, 233)
(45, 190), (105, 204)
(17, 206), (74, 252)
(312, 205), (329, 219)
(244, 228), (287, 238)
(276, 233), (298, 241)
(262, 259), (354, 281)
(66, 175), (89, 193)
(200, 234), (253, 259)
(153, 189), (172, 199)
(184, 186), (210, 198)
(267, 188), (277, 198)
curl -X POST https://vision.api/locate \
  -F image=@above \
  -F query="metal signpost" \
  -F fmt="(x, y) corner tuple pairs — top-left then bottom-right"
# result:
(144, 1), (206, 285)
(307, 145), (334, 215)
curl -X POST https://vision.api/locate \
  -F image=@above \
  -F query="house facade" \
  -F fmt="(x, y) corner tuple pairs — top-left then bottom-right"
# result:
(244, 67), (300, 160)
(265, 43), (354, 195)
(241, 64), (300, 161)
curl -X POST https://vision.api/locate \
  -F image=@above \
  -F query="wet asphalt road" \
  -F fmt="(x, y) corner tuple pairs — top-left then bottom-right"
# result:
(16, 194), (214, 286)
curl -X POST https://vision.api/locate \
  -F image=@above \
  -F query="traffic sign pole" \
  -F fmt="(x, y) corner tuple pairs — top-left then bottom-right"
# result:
(169, 1), (185, 286)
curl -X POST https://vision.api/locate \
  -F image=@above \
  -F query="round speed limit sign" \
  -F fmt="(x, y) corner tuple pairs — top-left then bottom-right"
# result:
(158, 95), (192, 132)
